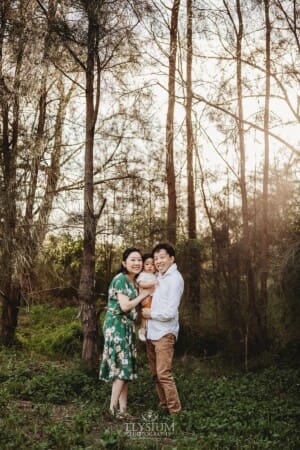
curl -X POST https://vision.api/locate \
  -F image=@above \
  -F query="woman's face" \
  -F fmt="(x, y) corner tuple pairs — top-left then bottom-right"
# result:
(123, 251), (143, 275)
(144, 258), (155, 273)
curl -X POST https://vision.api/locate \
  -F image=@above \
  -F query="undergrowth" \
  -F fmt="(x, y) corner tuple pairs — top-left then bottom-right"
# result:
(0, 305), (299, 449)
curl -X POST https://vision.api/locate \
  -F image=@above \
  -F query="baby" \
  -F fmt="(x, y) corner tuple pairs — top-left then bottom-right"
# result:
(136, 253), (158, 342)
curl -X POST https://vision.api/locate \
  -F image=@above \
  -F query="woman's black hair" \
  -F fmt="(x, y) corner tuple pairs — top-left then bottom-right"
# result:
(117, 247), (142, 274)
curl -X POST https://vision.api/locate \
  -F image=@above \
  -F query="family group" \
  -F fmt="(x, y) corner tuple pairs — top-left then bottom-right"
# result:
(99, 243), (184, 420)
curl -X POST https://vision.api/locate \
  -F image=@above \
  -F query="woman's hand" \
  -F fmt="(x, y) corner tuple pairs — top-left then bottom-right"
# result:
(117, 288), (153, 313)
(139, 280), (159, 289)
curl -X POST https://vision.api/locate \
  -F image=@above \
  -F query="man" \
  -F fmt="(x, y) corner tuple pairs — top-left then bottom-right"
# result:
(142, 243), (184, 414)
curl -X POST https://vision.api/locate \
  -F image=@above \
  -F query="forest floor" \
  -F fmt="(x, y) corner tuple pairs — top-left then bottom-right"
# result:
(0, 305), (299, 449)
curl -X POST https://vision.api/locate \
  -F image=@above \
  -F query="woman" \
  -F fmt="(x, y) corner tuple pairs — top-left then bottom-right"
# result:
(99, 247), (153, 419)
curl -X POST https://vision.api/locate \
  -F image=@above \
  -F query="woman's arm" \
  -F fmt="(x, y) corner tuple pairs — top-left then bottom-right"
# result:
(138, 280), (158, 289)
(117, 288), (153, 313)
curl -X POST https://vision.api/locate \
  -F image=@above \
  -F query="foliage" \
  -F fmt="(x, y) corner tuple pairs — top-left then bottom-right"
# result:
(16, 305), (82, 357)
(0, 305), (299, 449)
(34, 234), (83, 303)
(279, 241), (300, 339)
(34, 236), (120, 304)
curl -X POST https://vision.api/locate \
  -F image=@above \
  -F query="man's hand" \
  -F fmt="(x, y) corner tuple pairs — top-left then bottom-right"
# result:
(142, 308), (152, 319)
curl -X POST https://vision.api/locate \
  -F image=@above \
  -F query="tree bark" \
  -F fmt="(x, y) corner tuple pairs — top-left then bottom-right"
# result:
(260, 0), (271, 335)
(166, 0), (180, 245)
(183, 0), (200, 315)
(235, 0), (262, 343)
(78, 6), (100, 368)
(185, 0), (196, 239)
(0, 1), (24, 344)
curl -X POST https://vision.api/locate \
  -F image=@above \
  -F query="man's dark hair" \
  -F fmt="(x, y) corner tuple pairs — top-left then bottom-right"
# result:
(152, 243), (175, 258)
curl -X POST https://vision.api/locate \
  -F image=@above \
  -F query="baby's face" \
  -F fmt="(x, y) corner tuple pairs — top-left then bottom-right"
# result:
(144, 258), (156, 273)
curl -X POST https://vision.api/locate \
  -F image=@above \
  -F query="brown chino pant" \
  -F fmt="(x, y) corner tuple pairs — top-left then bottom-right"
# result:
(146, 333), (181, 414)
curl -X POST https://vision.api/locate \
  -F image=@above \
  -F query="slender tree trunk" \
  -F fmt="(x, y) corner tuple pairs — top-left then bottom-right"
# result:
(25, 85), (47, 224)
(36, 81), (75, 244)
(78, 7), (100, 368)
(185, 0), (196, 239)
(1, 146), (19, 341)
(25, 81), (75, 257)
(0, 5), (24, 344)
(235, 0), (261, 341)
(24, 0), (57, 224)
(183, 0), (201, 315)
(166, 0), (180, 244)
(260, 0), (271, 335)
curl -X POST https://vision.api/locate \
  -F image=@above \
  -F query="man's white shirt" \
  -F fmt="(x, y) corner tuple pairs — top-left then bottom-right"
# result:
(147, 263), (184, 340)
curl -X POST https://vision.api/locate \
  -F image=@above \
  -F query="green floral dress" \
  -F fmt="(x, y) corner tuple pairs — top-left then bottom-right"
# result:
(99, 273), (138, 382)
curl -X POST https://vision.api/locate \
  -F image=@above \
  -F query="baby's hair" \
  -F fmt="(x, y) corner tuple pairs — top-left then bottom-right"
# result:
(142, 253), (153, 263)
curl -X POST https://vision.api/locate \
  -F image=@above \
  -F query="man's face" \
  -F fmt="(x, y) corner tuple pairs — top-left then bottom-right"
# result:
(153, 249), (174, 275)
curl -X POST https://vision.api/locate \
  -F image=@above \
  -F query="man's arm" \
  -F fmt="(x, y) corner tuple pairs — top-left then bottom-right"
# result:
(142, 276), (183, 322)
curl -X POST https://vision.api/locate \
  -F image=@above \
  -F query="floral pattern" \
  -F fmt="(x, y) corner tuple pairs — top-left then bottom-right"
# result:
(99, 273), (138, 382)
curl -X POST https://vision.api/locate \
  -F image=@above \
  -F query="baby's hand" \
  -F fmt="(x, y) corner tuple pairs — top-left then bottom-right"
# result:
(141, 297), (150, 306)
(142, 308), (152, 319)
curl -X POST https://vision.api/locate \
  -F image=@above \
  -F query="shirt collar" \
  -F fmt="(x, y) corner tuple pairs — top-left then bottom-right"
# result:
(158, 263), (177, 279)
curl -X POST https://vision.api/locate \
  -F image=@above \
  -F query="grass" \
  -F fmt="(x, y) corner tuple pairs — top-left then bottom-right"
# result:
(0, 305), (299, 449)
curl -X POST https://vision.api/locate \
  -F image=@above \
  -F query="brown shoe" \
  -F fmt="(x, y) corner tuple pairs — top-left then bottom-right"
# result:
(169, 409), (182, 415)
(158, 402), (168, 410)
(116, 411), (135, 420)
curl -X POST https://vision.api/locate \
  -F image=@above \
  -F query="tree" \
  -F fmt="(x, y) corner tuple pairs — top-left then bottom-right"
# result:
(260, 0), (271, 334)
(76, 0), (102, 368)
(225, 0), (263, 348)
(40, 0), (153, 366)
(185, 0), (196, 239)
(182, 0), (201, 316)
(0, 0), (75, 344)
(166, 0), (181, 244)
(275, 0), (300, 53)
(0, 0), (31, 344)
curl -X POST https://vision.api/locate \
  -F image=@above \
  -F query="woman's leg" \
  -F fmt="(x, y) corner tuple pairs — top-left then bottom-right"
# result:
(118, 381), (129, 413)
(110, 379), (125, 413)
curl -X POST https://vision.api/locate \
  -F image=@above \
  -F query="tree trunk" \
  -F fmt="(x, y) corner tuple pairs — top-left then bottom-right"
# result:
(21, 80), (75, 300)
(0, 4), (24, 343)
(25, 85), (47, 224)
(260, 0), (271, 336)
(78, 8), (100, 368)
(1, 281), (21, 346)
(166, 0), (180, 244)
(183, 0), (200, 316)
(185, 0), (196, 240)
(35, 81), (75, 244)
(235, 0), (262, 343)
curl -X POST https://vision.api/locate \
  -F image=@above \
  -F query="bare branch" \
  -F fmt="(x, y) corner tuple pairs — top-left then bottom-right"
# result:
(193, 92), (300, 156)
